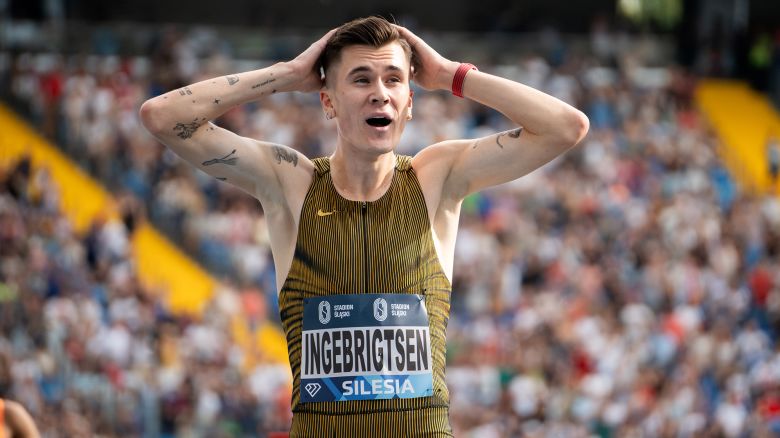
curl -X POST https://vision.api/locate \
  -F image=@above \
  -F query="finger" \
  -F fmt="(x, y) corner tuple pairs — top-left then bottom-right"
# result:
(392, 23), (412, 35)
(300, 28), (337, 63)
(316, 28), (338, 46)
(305, 28), (337, 54)
(395, 25), (420, 45)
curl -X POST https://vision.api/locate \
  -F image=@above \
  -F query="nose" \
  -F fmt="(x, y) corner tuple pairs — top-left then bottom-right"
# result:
(370, 82), (390, 104)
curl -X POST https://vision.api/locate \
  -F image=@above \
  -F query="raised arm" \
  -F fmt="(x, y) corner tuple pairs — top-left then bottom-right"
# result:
(402, 25), (589, 201)
(138, 29), (335, 205)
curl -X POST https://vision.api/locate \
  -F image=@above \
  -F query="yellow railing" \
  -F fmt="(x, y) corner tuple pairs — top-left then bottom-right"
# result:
(695, 80), (780, 195)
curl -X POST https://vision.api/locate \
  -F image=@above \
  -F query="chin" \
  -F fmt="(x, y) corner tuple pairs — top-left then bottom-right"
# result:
(356, 134), (395, 153)
(368, 140), (397, 154)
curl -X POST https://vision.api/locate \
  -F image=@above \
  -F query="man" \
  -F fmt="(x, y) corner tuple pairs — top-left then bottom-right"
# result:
(140, 16), (588, 436)
(0, 399), (40, 438)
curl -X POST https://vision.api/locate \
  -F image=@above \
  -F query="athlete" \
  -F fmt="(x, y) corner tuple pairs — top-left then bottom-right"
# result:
(140, 16), (588, 436)
(0, 399), (40, 438)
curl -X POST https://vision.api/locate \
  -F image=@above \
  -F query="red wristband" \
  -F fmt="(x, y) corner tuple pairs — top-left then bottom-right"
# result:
(452, 63), (477, 98)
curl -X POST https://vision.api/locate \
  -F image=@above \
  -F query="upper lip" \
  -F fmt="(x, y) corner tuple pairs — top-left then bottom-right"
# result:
(365, 112), (394, 121)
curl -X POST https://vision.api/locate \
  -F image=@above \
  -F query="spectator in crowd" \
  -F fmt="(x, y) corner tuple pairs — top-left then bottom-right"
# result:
(767, 133), (779, 192)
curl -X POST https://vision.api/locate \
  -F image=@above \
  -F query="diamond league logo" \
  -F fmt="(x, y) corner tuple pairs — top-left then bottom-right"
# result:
(318, 300), (331, 325)
(373, 297), (388, 321)
(305, 383), (321, 398)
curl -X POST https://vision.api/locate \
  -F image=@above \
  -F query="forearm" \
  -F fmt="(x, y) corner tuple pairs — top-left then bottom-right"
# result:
(437, 62), (588, 145)
(442, 65), (588, 145)
(140, 61), (296, 136)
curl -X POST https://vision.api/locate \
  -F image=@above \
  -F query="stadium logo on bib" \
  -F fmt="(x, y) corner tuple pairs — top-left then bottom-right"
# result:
(373, 298), (388, 321)
(318, 301), (331, 325)
(305, 383), (321, 398)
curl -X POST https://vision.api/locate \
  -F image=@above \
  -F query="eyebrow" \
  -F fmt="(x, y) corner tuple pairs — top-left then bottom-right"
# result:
(347, 65), (404, 76)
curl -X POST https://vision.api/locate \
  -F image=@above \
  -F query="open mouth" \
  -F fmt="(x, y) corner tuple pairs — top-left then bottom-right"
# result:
(366, 117), (392, 127)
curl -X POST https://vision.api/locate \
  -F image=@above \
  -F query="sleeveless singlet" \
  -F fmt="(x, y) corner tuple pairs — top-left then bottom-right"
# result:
(278, 155), (453, 437)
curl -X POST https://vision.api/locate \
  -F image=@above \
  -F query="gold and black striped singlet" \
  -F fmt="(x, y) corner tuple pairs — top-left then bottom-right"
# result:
(279, 155), (453, 437)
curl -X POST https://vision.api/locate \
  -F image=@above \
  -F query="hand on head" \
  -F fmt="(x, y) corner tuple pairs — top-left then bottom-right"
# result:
(291, 23), (459, 94)
(289, 28), (338, 93)
(392, 24), (458, 91)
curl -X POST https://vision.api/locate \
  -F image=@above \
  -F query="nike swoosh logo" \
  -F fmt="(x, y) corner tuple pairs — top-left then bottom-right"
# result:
(317, 209), (339, 217)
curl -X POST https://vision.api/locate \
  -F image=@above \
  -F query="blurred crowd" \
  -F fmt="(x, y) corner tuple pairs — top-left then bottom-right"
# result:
(2, 21), (780, 438)
(0, 158), (292, 437)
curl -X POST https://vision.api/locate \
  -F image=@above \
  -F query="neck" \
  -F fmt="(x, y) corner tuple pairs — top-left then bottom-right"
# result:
(330, 146), (396, 202)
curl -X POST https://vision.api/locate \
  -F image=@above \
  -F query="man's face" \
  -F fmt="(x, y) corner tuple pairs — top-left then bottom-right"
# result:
(321, 42), (413, 155)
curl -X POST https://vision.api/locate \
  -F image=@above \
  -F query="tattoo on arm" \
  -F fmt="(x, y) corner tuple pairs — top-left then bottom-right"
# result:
(252, 78), (277, 89)
(226, 75), (239, 85)
(173, 118), (202, 139)
(495, 127), (523, 148)
(178, 86), (193, 96)
(202, 149), (239, 166)
(272, 146), (298, 167)
(216, 177), (227, 181)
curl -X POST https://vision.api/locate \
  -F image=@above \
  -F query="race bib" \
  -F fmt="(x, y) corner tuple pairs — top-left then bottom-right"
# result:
(300, 293), (434, 403)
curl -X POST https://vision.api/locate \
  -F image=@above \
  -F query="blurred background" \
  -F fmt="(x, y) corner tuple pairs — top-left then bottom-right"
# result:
(1, 0), (780, 436)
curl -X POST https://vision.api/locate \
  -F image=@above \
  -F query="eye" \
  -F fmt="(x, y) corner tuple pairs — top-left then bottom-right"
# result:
(354, 77), (369, 84)
(387, 77), (401, 83)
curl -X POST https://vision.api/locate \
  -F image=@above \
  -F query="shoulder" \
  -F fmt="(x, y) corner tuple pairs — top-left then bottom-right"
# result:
(3, 399), (40, 437)
(411, 139), (473, 202)
(411, 139), (474, 174)
(3, 399), (30, 423)
(3, 399), (25, 417)
(261, 149), (316, 212)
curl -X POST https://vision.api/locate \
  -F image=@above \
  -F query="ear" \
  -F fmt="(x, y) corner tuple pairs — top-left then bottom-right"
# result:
(320, 89), (334, 113)
(408, 89), (414, 112)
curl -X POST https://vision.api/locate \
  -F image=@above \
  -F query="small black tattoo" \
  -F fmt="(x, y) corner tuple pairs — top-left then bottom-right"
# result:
(272, 146), (298, 167)
(495, 128), (522, 148)
(272, 89), (277, 93)
(216, 177), (227, 181)
(173, 118), (202, 139)
(178, 86), (193, 96)
(472, 140), (480, 149)
(252, 78), (277, 89)
(214, 98), (221, 104)
(202, 149), (238, 167)
(226, 75), (239, 85)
